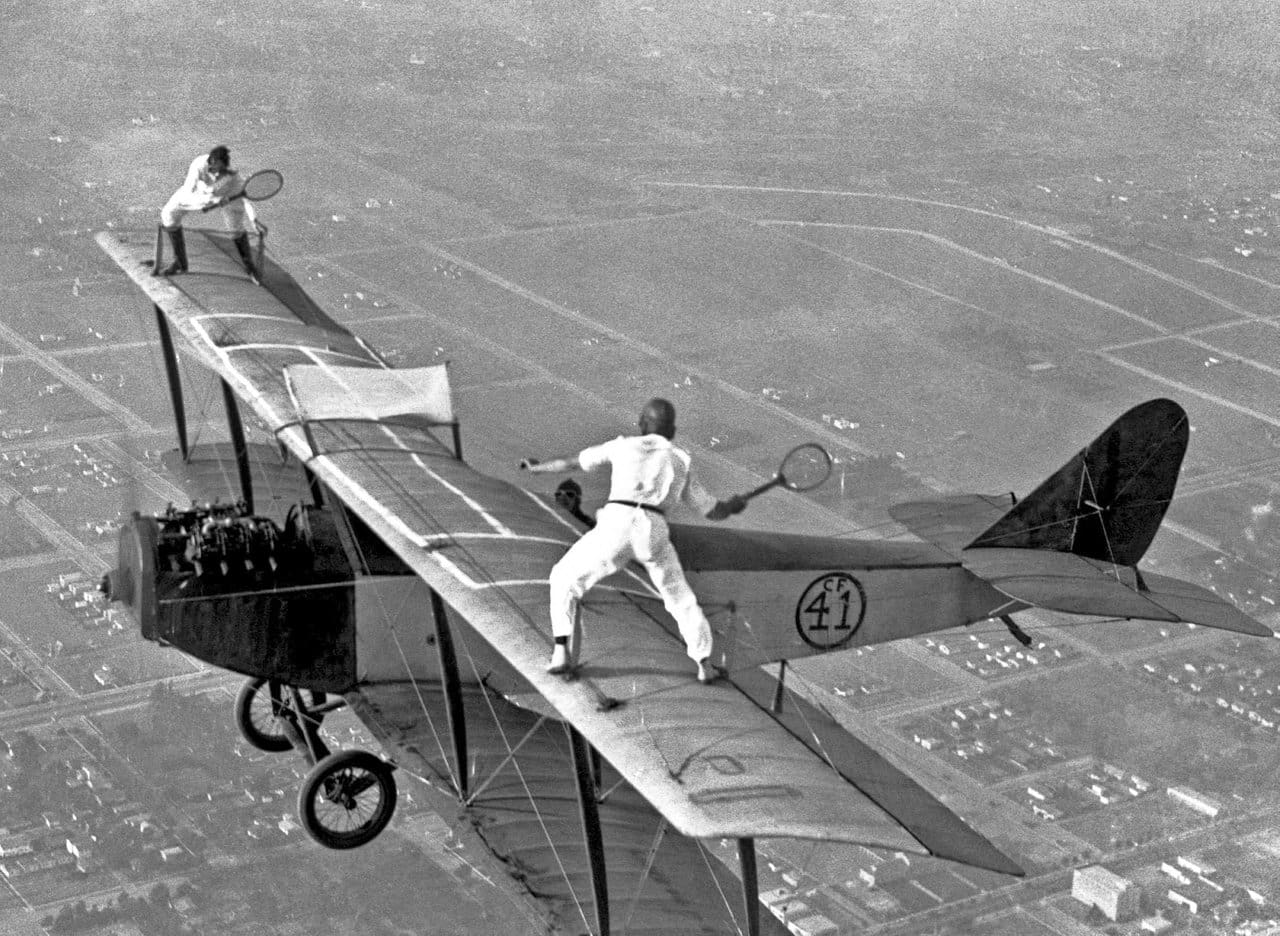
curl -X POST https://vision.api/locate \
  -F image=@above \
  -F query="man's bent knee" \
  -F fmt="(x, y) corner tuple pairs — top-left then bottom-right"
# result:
(549, 562), (588, 603)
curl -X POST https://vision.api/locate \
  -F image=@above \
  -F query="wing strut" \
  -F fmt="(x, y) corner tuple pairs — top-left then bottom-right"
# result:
(738, 838), (761, 936)
(429, 588), (469, 799)
(219, 379), (254, 514)
(567, 724), (610, 936)
(1001, 615), (1033, 647)
(153, 304), (190, 461)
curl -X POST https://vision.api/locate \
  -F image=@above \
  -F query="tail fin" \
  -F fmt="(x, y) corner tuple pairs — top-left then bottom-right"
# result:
(967, 399), (1189, 566)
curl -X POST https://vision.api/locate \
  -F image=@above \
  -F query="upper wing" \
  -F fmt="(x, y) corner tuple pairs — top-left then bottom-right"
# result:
(98, 230), (1020, 872)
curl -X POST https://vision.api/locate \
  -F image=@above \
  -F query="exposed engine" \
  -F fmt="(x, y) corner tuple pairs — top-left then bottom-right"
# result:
(151, 500), (298, 582)
(103, 502), (359, 692)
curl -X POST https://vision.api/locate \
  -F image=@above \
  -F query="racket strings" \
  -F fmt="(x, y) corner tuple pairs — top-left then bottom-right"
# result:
(780, 443), (832, 491)
(241, 170), (283, 201)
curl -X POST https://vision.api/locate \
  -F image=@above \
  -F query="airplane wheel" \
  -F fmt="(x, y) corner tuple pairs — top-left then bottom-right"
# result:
(298, 750), (396, 850)
(234, 678), (295, 753)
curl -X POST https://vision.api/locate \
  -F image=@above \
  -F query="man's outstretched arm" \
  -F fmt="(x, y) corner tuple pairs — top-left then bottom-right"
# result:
(519, 455), (582, 474)
(685, 472), (746, 522)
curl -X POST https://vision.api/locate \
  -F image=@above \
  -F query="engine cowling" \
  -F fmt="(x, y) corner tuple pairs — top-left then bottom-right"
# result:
(103, 502), (357, 692)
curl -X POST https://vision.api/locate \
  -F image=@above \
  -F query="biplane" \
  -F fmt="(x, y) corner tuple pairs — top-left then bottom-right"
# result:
(96, 228), (1271, 936)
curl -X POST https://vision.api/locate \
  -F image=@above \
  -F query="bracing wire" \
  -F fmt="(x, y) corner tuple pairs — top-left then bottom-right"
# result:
(386, 621), (456, 787)
(1079, 459), (1121, 578)
(621, 819), (667, 934)
(779, 677), (840, 774)
(455, 631), (595, 936)
(694, 838), (748, 936)
(328, 468), (456, 787)
(463, 716), (547, 807)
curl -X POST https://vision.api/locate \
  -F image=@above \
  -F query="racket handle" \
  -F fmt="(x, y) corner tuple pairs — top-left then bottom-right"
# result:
(742, 476), (783, 501)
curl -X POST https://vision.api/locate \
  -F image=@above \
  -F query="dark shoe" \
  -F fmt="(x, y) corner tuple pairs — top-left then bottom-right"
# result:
(165, 227), (188, 274)
(697, 658), (720, 684)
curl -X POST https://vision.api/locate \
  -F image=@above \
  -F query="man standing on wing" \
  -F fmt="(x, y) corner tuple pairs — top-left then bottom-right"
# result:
(157, 144), (259, 281)
(521, 398), (746, 682)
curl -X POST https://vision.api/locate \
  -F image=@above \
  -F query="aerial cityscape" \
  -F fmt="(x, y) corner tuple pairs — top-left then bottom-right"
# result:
(4, 1), (1280, 934)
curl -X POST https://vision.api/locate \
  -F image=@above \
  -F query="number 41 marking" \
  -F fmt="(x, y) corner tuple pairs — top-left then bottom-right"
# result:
(795, 573), (865, 649)
(804, 580), (855, 632)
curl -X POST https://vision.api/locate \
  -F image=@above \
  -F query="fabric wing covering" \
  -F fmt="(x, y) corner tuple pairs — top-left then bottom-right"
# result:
(96, 229), (1023, 873)
(285, 363), (454, 424)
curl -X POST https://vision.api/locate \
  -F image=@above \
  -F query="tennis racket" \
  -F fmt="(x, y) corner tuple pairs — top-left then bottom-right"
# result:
(205, 169), (284, 211)
(742, 443), (833, 502)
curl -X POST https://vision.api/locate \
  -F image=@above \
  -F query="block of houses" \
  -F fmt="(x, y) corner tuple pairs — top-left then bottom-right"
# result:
(1166, 786), (1222, 818)
(788, 913), (838, 936)
(1072, 865), (1141, 922)
(1139, 912), (1172, 933)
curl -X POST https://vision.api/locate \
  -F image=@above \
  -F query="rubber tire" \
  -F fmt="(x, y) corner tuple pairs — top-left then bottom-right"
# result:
(233, 678), (295, 753)
(298, 749), (397, 850)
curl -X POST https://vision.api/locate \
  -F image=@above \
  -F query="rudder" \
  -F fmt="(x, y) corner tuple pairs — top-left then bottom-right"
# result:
(966, 399), (1189, 566)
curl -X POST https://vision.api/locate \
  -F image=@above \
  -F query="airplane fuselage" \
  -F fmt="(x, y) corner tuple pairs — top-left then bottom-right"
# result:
(681, 533), (1019, 668)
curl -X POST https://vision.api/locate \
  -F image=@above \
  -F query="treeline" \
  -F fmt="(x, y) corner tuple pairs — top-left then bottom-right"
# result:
(41, 880), (199, 935)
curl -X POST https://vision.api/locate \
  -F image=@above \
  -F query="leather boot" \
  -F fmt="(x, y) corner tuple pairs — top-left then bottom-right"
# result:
(233, 233), (259, 284)
(162, 227), (188, 275)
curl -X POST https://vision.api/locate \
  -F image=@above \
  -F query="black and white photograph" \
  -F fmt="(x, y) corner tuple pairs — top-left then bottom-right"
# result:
(2, 2), (1279, 934)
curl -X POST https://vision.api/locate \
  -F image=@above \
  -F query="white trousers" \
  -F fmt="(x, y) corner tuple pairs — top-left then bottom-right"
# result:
(160, 190), (255, 234)
(549, 504), (712, 662)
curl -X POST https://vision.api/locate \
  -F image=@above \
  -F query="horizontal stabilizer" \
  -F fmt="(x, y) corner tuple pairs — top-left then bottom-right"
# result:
(1130, 569), (1274, 637)
(964, 549), (1272, 637)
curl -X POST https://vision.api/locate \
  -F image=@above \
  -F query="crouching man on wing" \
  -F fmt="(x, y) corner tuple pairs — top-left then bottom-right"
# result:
(521, 398), (746, 683)
(157, 145), (260, 281)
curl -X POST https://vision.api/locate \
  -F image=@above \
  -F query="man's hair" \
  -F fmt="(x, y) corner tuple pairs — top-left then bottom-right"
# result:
(639, 398), (677, 439)
(208, 145), (231, 165)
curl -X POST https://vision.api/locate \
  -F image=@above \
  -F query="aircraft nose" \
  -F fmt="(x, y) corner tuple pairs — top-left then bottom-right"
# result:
(99, 567), (134, 605)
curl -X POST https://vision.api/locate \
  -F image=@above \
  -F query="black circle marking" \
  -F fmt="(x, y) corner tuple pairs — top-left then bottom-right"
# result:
(795, 573), (866, 649)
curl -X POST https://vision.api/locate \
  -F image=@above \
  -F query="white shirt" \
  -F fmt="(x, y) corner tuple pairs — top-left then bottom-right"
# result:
(170, 155), (256, 222)
(579, 434), (717, 516)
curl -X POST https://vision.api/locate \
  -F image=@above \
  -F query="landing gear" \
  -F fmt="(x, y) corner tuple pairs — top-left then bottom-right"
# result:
(233, 677), (396, 850)
(233, 677), (331, 753)
(298, 749), (397, 849)
(235, 678), (294, 752)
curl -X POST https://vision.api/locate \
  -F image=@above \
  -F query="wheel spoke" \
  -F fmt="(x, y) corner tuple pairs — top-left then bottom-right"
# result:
(299, 750), (396, 849)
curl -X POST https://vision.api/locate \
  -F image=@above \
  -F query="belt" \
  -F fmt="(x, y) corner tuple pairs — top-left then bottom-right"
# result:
(607, 499), (665, 516)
